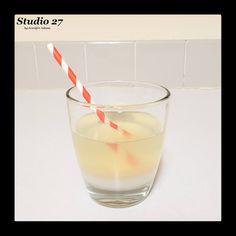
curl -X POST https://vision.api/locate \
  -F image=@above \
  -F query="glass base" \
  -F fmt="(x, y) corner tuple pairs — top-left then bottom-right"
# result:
(87, 184), (152, 208)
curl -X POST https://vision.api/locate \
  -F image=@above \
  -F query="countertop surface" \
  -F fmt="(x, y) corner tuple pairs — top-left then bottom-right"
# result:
(15, 88), (221, 221)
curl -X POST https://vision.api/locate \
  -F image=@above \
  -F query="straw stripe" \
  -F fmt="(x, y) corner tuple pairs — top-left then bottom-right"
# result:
(96, 109), (105, 122)
(47, 43), (130, 137)
(47, 43), (53, 54)
(107, 143), (118, 152)
(68, 66), (77, 85)
(126, 152), (138, 165)
(53, 47), (62, 66)
(61, 58), (68, 74)
(109, 121), (118, 130)
(104, 115), (109, 124)
(76, 78), (83, 93)
(82, 86), (91, 103)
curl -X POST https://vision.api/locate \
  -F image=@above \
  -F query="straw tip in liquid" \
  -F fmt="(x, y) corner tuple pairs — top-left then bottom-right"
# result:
(126, 152), (138, 166)
(47, 43), (54, 53)
(122, 130), (132, 138)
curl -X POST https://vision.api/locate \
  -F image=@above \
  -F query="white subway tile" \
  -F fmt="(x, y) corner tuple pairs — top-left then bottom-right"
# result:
(86, 42), (134, 82)
(15, 42), (38, 89)
(136, 41), (185, 88)
(35, 42), (86, 89)
(15, 40), (221, 90)
(185, 40), (221, 87)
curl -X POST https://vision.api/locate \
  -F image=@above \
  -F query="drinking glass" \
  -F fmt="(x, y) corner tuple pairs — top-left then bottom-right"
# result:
(66, 80), (170, 208)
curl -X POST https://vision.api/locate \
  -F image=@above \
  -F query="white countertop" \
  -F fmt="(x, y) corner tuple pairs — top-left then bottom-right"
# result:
(15, 88), (221, 221)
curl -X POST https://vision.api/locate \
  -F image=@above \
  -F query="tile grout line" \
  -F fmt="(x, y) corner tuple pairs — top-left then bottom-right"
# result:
(32, 42), (40, 89)
(182, 40), (188, 88)
(83, 42), (89, 84)
(134, 41), (137, 81)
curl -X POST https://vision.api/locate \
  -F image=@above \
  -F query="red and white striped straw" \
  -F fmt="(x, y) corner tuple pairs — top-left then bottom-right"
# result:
(47, 43), (130, 137)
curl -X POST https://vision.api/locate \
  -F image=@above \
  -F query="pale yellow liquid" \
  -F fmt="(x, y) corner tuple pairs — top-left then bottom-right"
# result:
(72, 111), (164, 191)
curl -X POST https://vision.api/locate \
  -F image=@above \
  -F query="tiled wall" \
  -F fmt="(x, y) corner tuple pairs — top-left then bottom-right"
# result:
(15, 40), (221, 89)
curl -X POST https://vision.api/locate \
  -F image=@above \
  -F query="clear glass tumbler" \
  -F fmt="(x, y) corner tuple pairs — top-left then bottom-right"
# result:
(66, 81), (170, 208)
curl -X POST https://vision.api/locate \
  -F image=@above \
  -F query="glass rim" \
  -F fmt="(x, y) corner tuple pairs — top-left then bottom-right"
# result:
(66, 80), (171, 109)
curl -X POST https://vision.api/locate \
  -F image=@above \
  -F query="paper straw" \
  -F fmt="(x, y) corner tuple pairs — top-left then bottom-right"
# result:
(47, 43), (137, 166)
(47, 43), (130, 137)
